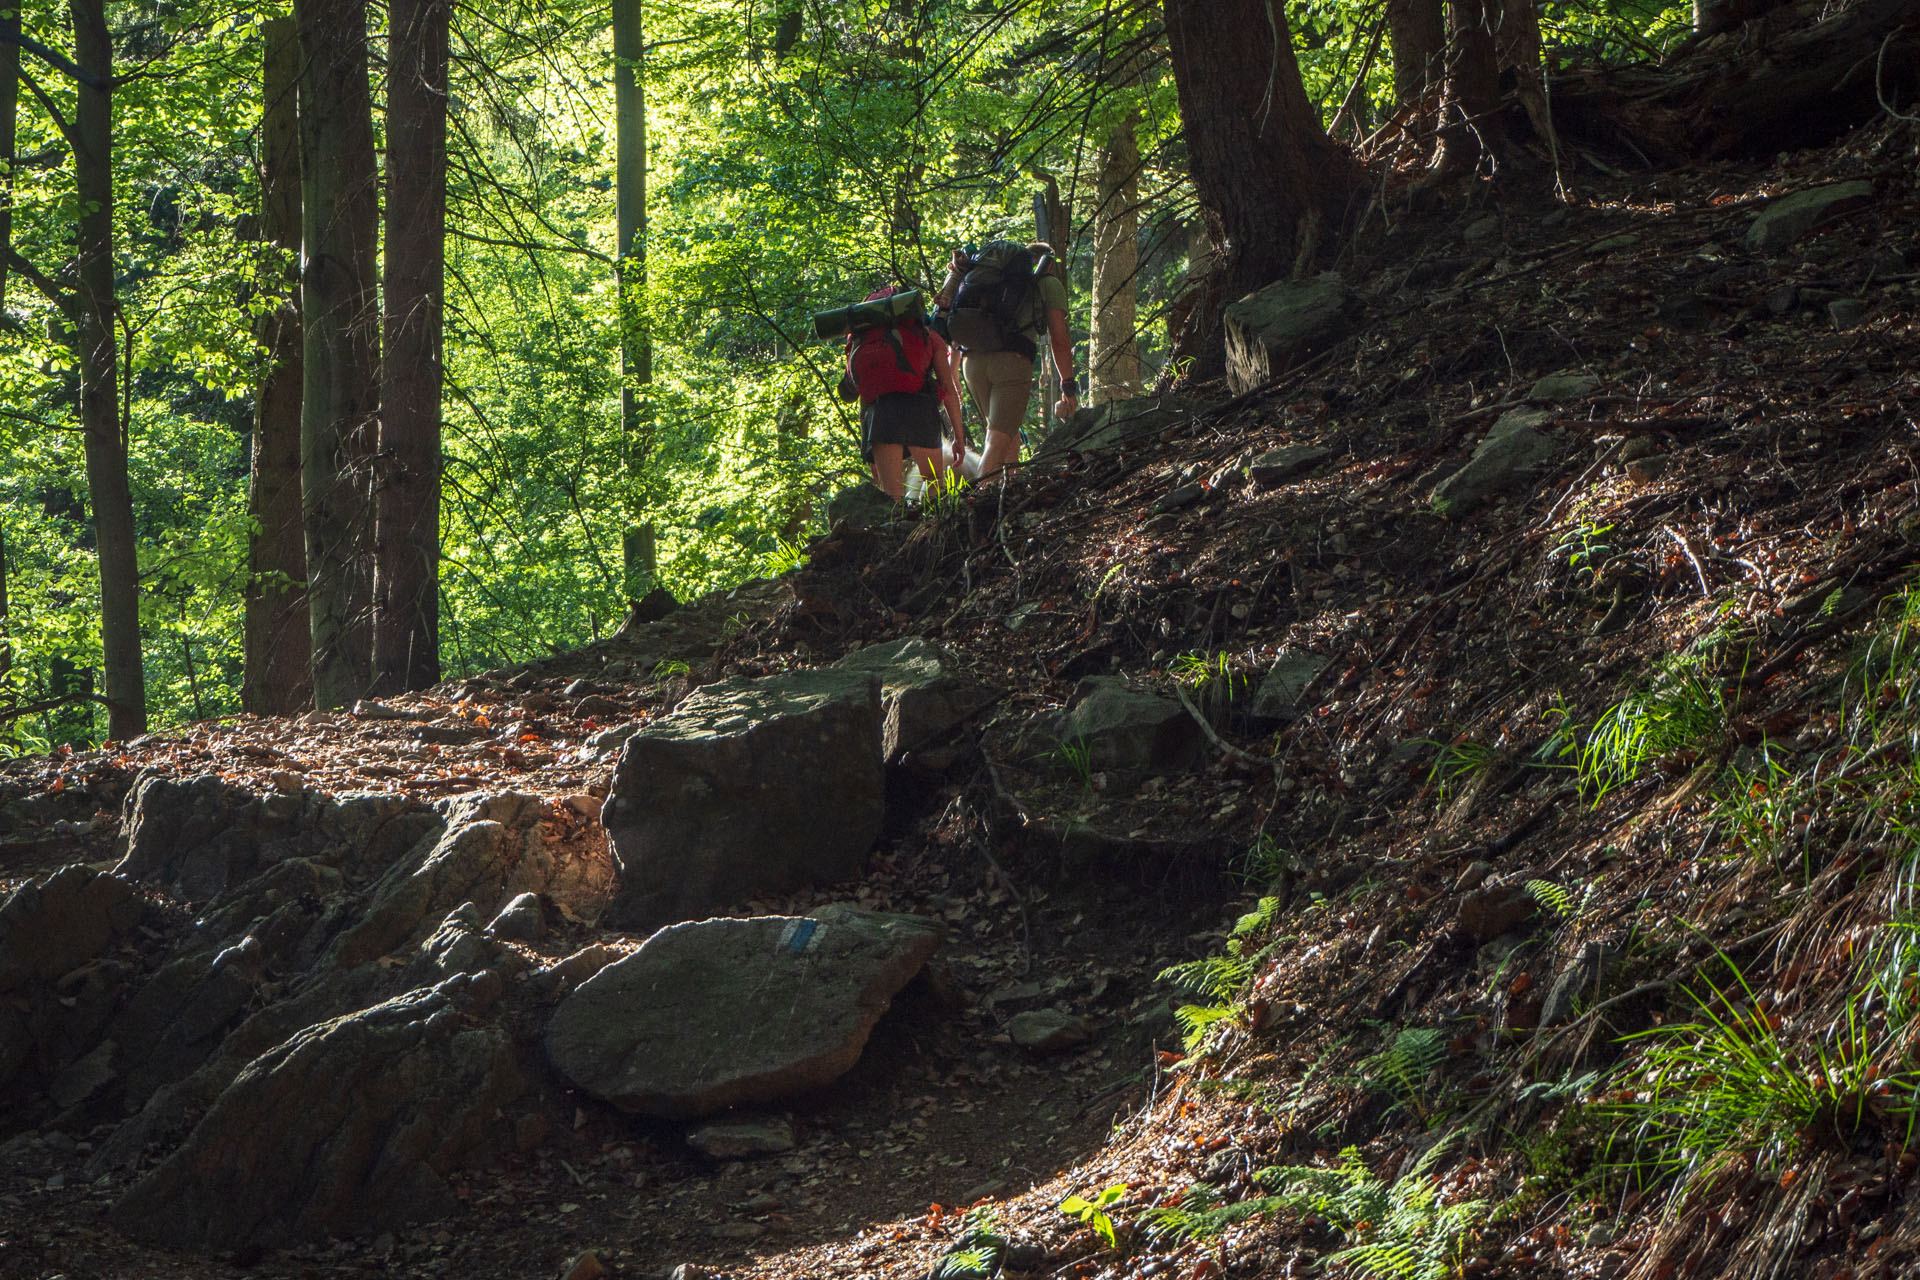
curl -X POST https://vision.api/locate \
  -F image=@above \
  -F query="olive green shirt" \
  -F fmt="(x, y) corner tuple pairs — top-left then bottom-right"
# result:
(1016, 272), (1071, 343)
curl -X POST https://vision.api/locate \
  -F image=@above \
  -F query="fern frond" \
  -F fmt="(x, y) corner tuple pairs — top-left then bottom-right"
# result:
(1526, 879), (1575, 918)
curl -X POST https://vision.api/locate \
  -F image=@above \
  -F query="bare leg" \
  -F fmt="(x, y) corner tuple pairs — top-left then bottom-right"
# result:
(909, 445), (947, 495)
(978, 427), (1021, 480)
(870, 443), (907, 501)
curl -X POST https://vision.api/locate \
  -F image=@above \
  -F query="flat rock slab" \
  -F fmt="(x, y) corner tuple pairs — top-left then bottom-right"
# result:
(1248, 444), (1332, 488)
(1746, 180), (1875, 256)
(686, 1117), (797, 1159)
(832, 637), (994, 764)
(546, 905), (944, 1120)
(1432, 407), (1561, 515)
(600, 669), (885, 932)
(1249, 652), (1331, 724)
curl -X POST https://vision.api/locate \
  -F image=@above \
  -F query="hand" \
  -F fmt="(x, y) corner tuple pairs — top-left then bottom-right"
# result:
(1054, 393), (1079, 421)
(950, 437), (967, 467)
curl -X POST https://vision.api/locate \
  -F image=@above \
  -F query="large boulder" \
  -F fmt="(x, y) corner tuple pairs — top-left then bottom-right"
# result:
(111, 977), (523, 1250)
(1038, 396), (1206, 458)
(832, 637), (994, 766)
(1223, 273), (1362, 395)
(600, 669), (885, 932)
(546, 904), (943, 1119)
(1032, 677), (1203, 775)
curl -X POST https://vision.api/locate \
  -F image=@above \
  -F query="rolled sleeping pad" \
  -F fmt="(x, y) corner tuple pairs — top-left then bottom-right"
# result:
(812, 289), (926, 340)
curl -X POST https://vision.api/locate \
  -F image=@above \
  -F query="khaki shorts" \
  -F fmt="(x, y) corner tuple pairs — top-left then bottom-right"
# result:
(962, 350), (1036, 440)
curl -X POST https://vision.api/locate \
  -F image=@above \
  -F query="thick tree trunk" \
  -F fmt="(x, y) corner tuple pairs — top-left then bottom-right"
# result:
(1088, 109), (1142, 406)
(1163, 0), (1366, 379)
(1432, 0), (1505, 177)
(1554, 0), (1918, 163)
(243, 17), (312, 716)
(296, 0), (380, 709)
(614, 0), (656, 599)
(371, 0), (447, 695)
(1496, 0), (1553, 151)
(1387, 0), (1445, 109)
(72, 0), (143, 740)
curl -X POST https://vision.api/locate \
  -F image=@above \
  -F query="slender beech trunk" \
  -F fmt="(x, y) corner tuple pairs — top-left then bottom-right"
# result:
(296, 0), (380, 708)
(1163, 0), (1365, 379)
(1387, 0), (1445, 109)
(72, 0), (143, 739)
(1088, 107), (1142, 406)
(0, 2), (17, 314)
(372, 0), (447, 694)
(614, 0), (656, 597)
(0, 525), (11, 692)
(1497, 0), (1553, 153)
(243, 16), (312, 715)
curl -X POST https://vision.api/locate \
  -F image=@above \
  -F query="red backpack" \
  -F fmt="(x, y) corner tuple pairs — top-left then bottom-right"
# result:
(845, 287), (935, 404)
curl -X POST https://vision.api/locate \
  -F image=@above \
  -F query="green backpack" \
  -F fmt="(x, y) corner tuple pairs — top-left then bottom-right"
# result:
(943, 240), (1041, 359)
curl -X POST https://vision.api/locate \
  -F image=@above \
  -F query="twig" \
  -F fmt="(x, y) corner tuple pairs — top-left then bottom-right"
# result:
(1171, 681), (1273, 771)
(1664, 525), (1712, 597)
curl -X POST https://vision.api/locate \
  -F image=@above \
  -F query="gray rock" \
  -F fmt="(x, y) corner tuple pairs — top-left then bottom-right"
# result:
(1829, 298), (1866, 329)
(832, 637), (994, 765)
(1746, 180), (1875, 255)
(545, 905), (943, 1119)
(1431, 407), (1561, 515)
(1585, 234), (1640, 255)
(1248, 444), (1332, 487)
(1463, 216), (1501, 243)
(1249, 652), (1330, 725)
(111, 978), (524, 1249)
(1035, 677), (1203, 774)
(1223, 273), (1362, 395)
(825, 483), (898, 530)
(487, 892), (547, 942)
(1766, 284), (1800, 315)
(1007, 1010), (1093, 1053)
(1038, 396), (1204, 457)
(600, 669), (885, 933)
(1539, 943), (1615, 1027)
(1154, 482), (1205, 513)
(0, 865), (142, 994)
(1526, 373), (1597, 403)
(685, 1116), (796, 1158)
(585, 721), (644, 756)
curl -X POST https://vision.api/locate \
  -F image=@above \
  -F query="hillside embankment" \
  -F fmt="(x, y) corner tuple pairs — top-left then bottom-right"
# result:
(4, 117), (1920, 1280)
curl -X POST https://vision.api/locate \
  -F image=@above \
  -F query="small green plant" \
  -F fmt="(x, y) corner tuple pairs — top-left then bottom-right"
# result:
(1579, 645), (1734, 801)
(1420, 737), (1497, 809)
(761, 536), (808, 576)
(1170, 650), (1240, 693)
(650, 658), (692, 683)
(931, 1210), (1009, 1279)
(1159, 896), (1283, 1054)
(920, 466), (970, 518)
(1359, 1025), (1449, 1122)
(1553, 520), (1616, 586)
(1148, 1137), (1488, 1279)
(1235, 833), (1294, 886)
(1050, 736), (1095, 790)
(1524, 877), (1597, 921)
(1058, 1183), (1129, 1251)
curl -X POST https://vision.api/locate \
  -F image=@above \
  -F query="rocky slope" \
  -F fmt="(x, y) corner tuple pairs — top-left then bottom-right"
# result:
(4, 113), (1920, 1280)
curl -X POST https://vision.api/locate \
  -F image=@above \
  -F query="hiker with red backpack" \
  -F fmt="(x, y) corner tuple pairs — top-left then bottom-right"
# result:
(933, 240), (1077, 480)
(828, 286), (968, 502)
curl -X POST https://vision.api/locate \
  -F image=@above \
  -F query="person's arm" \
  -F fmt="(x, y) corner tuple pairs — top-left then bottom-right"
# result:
(1047, 306), (1078, 420)
(933, 339), (966, 463)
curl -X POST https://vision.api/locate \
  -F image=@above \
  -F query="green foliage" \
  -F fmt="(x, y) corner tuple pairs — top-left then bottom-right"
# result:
(1050, 736), (1095, 791)
(1579, 640), (1735, 801)
(1159, 896), (1282, 1054)
(1142, 1139), (1488, 1278)
(1359, 1026), (1450, 1122)
(1170, 650), (1241, 695)
(1058, 1183), (1129, 1251)
(1421, 738), (1497, 809)
(1552, 520), (1616, 586)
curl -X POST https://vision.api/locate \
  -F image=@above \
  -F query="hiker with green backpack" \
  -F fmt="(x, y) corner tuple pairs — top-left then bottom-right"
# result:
(933, 240), (1077, 480)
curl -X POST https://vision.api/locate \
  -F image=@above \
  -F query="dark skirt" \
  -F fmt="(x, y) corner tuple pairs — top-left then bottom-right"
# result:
(862, 391), (942, 461)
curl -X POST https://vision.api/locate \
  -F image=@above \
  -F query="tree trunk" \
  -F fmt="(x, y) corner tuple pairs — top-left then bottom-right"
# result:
(243, 16), (312, 716)
(296, 0), (380, 709)
(1432, 0), (1504, 177)
(1088, 107), (1142, 406)
(372, 0), (447, 695)
(614, 0), (656, 600)
(0, 1), (17, 314)
(0, 524), (10, 693)
(1387, 0), (1445, 109)
(1496, 0), (1553, 152)
(72, 0), (143, 740)
(1163, 0), (1366, 380)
